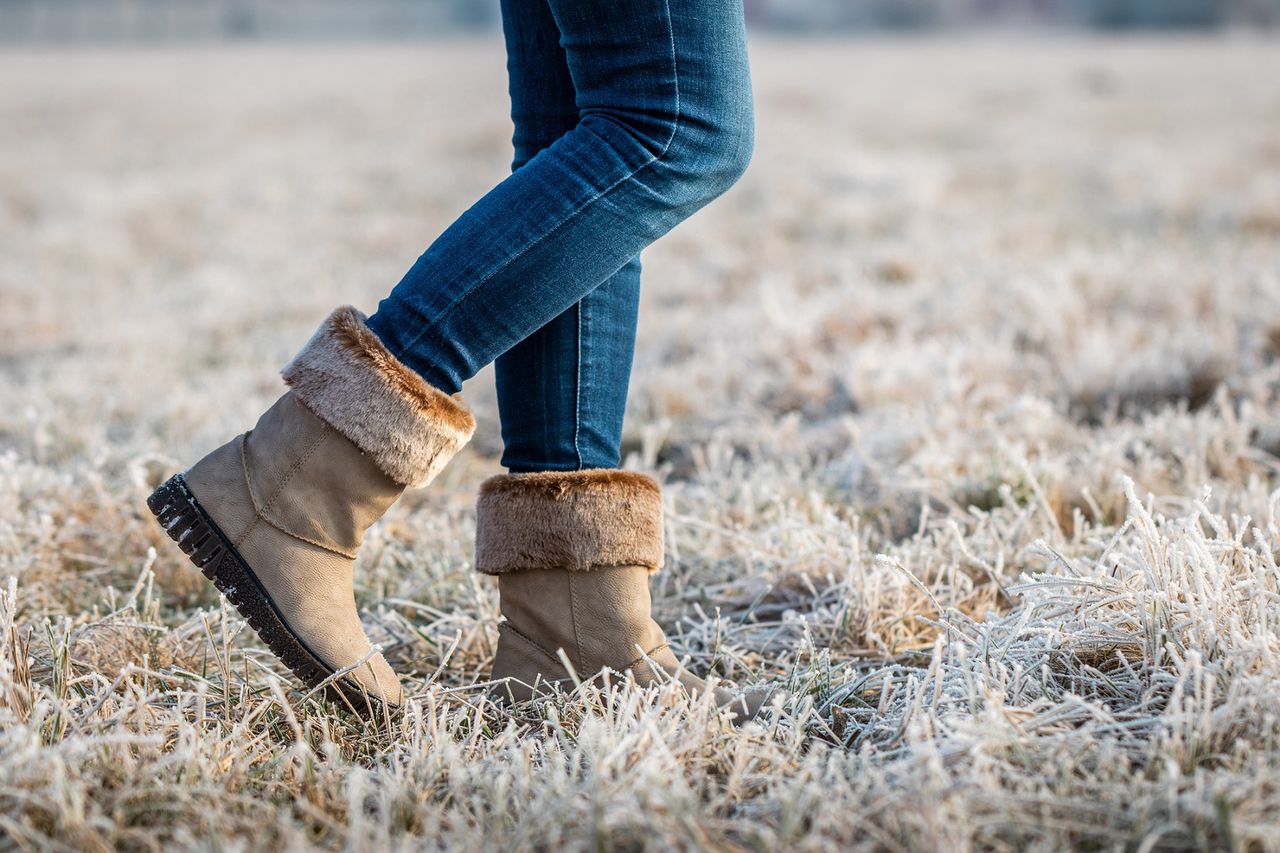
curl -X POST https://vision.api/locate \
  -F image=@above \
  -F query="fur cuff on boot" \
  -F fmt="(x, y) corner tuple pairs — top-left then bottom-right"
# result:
(282, 306), (475, 487)
(474, 470), (665, 574)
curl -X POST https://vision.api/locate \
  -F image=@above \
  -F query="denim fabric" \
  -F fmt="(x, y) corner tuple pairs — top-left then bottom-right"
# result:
(493, 0), (643, 472)
(366, 0), (753, 471)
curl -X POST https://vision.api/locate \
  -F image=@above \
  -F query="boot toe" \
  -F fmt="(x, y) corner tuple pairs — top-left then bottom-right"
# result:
(716, 682), (784, 724)
(340, 650), (404, 709)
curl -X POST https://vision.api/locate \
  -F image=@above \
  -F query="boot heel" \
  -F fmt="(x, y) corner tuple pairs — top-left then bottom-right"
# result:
(490, 623), (572, 703)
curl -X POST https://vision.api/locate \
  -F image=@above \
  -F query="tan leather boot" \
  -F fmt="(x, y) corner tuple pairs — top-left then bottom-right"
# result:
(477, 470), (774, 722)
(148, 306), (474, 715)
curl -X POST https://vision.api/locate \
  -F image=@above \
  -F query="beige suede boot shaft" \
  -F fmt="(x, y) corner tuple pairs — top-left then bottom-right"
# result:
(477, 470), (774, 722)
(149, 306), (475, 715)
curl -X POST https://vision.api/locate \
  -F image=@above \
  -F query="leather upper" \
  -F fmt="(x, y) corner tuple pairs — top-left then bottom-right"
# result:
(186, 391), (405, 705)
(492, 563), (768, 719)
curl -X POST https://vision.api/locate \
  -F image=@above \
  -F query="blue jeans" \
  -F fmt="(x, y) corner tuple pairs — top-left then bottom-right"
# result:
(366, 0), (753, 472)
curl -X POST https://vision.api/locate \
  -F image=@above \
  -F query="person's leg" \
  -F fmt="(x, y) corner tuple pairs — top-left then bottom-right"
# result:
(495, 274), (639, 471)
(493, 0), (642, 473)
(455, 0), (774, 717)
(365, 0), (753, 400)
(150, 306), (475, 714)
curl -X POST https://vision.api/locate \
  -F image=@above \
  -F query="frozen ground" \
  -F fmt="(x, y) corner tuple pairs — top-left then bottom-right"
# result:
(2, 35), (1280, 850)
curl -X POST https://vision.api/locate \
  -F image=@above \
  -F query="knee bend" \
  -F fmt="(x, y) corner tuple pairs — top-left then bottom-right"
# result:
(665, 98), (755, 208)
(585, 89), (754, 212)
(713, 122), (754, 196)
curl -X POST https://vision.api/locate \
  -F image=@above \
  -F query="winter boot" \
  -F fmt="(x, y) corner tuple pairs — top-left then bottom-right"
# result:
(476, 469), (774, 722)
(148, 306), (474, 714)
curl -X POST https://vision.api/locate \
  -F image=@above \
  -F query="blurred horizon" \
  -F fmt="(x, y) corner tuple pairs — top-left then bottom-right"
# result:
(2, 0), (1278, 42)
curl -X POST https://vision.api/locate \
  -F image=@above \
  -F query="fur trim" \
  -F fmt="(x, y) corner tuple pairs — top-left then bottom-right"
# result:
(282, 306), (475, 487)
(475, 470), (665, 574)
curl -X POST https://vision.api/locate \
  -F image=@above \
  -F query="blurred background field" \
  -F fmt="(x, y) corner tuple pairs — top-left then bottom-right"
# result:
(2, 0), (1280, 40)
(3, 5), (1280, 852)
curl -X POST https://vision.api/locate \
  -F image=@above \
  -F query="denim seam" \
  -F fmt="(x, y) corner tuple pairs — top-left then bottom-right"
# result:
(397, 0), (682, 365)
(572, 301), (583, 468)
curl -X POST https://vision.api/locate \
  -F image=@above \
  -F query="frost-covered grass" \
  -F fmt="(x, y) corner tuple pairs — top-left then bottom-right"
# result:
(3, 36), (1280, 851)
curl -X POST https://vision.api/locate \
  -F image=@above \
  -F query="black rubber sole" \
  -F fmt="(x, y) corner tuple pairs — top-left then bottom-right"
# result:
(147, 474), (391, 718)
